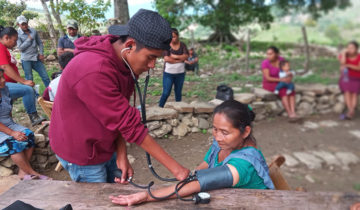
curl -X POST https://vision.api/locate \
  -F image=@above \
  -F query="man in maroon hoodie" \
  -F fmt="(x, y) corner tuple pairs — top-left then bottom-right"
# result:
(49, 9), (190, 183)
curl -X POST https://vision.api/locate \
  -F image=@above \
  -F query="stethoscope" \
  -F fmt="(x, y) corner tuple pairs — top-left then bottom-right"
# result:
(117, 47), (211, 204)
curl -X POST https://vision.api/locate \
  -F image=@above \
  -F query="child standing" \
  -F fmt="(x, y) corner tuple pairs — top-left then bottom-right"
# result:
(274, 60), (295, 95)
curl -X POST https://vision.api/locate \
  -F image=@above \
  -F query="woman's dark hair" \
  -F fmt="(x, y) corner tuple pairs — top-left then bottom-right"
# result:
(268, 46), (280, 54)
(348, 41), (359, 50)
(213, 100), (256, 143)
(171, 28), (179, 36)
(0, 26), (18, 39)
(0, 68), (4, 72)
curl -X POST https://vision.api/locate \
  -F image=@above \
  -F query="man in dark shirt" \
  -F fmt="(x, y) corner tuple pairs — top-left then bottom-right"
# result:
(57, 20), (80, 56)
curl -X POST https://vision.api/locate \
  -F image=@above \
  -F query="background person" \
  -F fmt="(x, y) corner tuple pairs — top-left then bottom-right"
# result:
(16, 15), (50, 87)
(261, 46), (297, 119)
(57, 20), (80, 57)
(50, 10), (189, 183)
(184, 47), (199, 75)
(0, 26), (45, 126)
(42, 52), (74, 101)
(110, 100), (274, 206)
(274, 60), (295, 95)
(338, 41), (360, 120)
(159, 28), (189, 107)
(0, 69), (50, 180)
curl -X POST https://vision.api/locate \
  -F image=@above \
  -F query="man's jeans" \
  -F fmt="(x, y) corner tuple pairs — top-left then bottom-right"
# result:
(159, 72), (185, 107)
(6, 82), (37, 114)
(56, 154), (118, 183)
(21, 60), (50, 87)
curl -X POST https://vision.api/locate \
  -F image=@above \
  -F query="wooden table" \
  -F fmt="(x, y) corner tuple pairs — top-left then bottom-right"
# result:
(0, 180), (359, 209)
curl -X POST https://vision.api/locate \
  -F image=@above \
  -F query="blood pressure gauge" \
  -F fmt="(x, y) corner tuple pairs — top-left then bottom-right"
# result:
(194, 192), (211, 204)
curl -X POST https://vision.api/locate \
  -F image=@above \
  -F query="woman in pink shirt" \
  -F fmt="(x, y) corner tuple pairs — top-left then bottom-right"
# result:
(261, 46), (297, 119)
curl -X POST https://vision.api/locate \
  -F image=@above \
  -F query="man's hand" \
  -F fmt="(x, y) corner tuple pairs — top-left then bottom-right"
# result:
(38, 55), (45, 62)
(115, 154), (134, 184)
(22, 80), (35, 87)
(174, 166), (190, 181)
(26, 32), (32, 40)
(10, 131), (28, 141)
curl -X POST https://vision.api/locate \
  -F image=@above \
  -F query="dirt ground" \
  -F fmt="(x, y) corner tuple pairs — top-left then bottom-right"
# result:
(38, 113), (360, 194)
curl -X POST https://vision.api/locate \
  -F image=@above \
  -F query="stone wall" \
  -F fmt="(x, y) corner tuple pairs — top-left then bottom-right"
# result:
(0, 84), (350, 175)
(230, 84), (345, 121)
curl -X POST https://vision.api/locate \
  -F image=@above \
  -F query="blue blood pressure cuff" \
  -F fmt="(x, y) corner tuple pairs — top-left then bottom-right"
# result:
(195, 165), (233, 192)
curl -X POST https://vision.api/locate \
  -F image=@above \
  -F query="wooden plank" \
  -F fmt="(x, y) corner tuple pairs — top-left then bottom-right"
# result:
(0, 180), (359, 210)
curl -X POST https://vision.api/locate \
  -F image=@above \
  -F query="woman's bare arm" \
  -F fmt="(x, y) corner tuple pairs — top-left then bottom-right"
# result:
(195, 161), (208, 170)
(110, 164), (239, 206)
(345, 63), (360, 71)
(164, 55), (183, 64)
(263, 68), (284, 83)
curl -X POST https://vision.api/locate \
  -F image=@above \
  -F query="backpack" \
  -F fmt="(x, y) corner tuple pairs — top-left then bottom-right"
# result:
(216, 85), (234, 101)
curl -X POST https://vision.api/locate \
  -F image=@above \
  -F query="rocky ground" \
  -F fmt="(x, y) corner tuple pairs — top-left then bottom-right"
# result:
(2, 113), (356, 195)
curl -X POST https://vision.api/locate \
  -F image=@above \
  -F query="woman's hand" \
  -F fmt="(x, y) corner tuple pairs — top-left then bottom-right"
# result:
(110, 191), (148, 206)
(10, 131), (28, 141)
(280, 77), (292, 83)
(22, 80), (35, 87)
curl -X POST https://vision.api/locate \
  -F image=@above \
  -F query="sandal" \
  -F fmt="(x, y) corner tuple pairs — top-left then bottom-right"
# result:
(38, 175), (52, 180)
(21, 174), (39, 180)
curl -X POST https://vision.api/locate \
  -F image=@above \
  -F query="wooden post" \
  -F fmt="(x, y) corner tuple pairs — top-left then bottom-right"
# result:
(302, 26), (310, 74)
(191, 29), (195, 47)
(245, 29), (251, 72)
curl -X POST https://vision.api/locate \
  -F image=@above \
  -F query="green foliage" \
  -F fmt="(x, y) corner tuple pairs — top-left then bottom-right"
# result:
(59, 0), (111, 35)
(324, 24), (344, 45)
(22, 10), (39, 21)
(354, 183), (360, 191)
(154, 0), (192, 29)
(0, 0), (26, 26)
(154, 0), (350, 42)
(304, 17), (317, 27)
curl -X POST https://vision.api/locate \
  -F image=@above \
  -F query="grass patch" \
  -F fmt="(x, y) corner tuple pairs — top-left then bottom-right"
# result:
(353, 183), (360, 191)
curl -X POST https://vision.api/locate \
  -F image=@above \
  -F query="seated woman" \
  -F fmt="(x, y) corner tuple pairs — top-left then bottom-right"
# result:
(262, 46), (297, 119)
(338, 41), (360, 120)
(110, 100), (274, 206)
(0, 69), (51, 180)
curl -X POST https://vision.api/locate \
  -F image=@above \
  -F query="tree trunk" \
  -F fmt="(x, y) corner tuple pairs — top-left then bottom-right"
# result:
(301, 26), (310, 75)
(40, 0), (58, 49)
(114, 0), (129, 24)
(208, 29), (237, 43)
(49, 0), (64, 37)
(245, 29), (251, 72)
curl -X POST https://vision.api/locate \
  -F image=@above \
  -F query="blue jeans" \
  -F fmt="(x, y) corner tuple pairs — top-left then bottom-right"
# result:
(21, 60), (50, 87)
(56, 154), (118, 183)
(185, 63), (199, 75)
(6, 82), (37, 114)
(159, 72), (185, 107)
(275, 82), (294, 91)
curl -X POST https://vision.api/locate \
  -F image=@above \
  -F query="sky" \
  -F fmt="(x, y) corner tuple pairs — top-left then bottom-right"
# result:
(9, 0), (155, 18)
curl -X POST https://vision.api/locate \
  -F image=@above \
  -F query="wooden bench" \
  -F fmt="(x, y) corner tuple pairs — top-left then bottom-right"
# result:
(0, 180), (358, 209)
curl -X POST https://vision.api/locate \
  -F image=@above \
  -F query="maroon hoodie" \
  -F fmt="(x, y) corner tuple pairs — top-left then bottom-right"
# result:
(49, 35), (148, 165)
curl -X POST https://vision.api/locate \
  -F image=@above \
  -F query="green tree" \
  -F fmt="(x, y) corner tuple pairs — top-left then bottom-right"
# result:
(325, 24), (343, 45)
(22, 10), (39, 21)
(0, 0), (26, 26)
(59, 0), (111, 35)
(155, 0), (351, 43)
